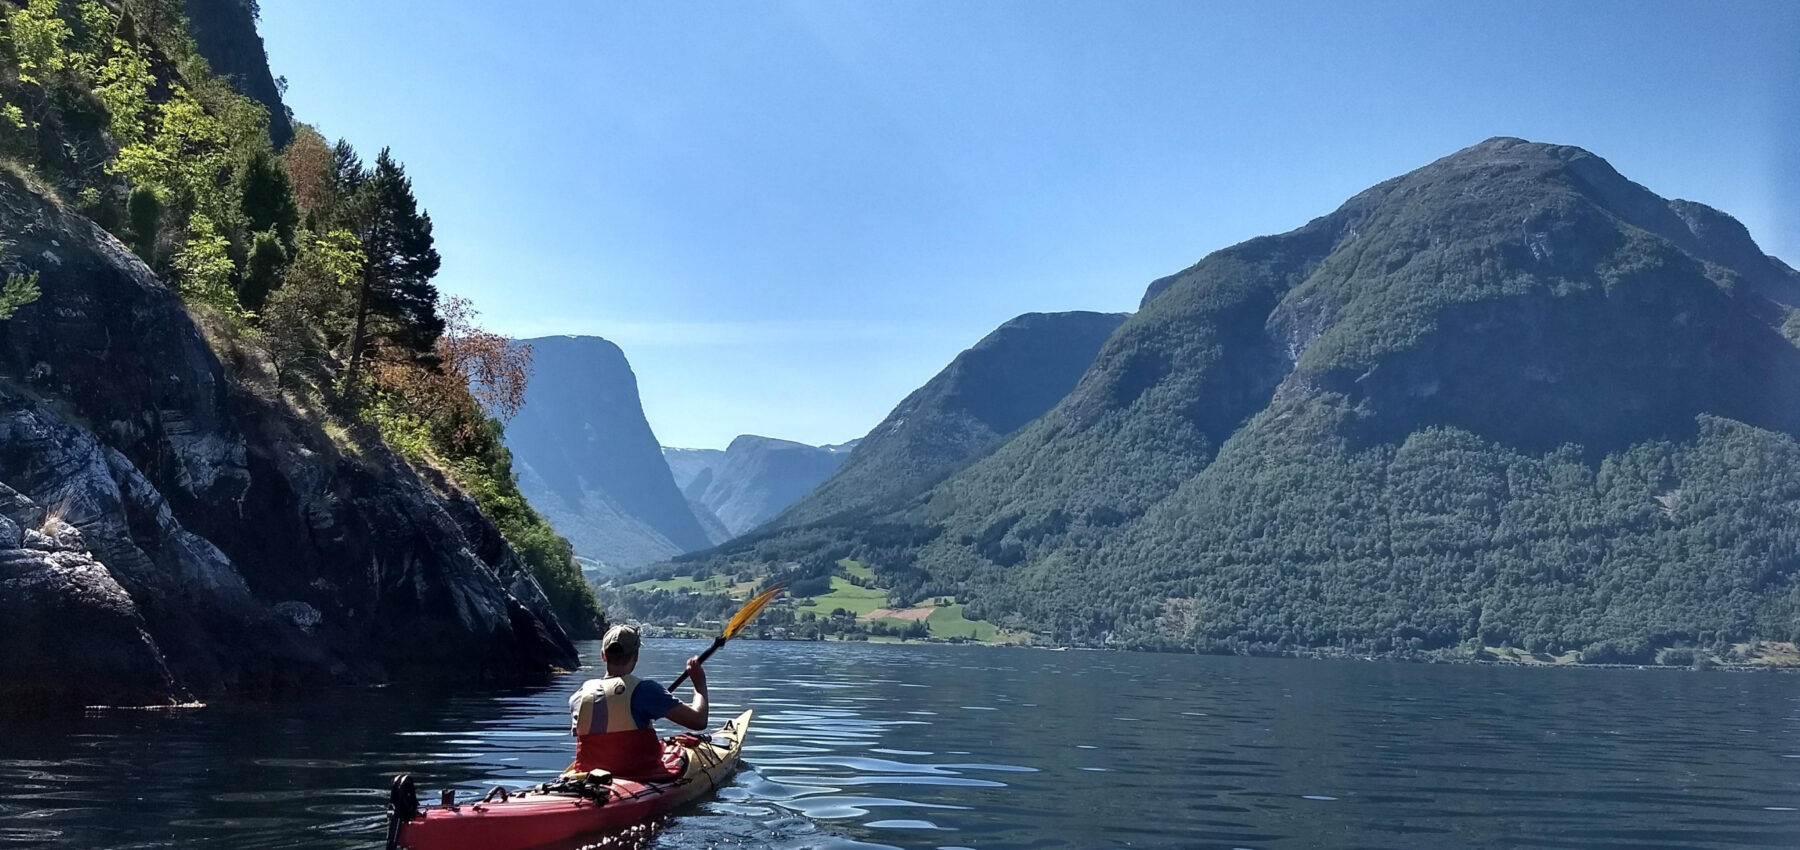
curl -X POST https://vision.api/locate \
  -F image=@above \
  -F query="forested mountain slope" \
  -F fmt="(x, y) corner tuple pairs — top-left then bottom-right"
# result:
(506, 336), (712, 572)
(639, 139), (1800, 663)
(773, 311), (1128, 528)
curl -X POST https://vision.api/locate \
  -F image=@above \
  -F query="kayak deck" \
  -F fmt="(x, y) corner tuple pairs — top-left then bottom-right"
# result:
(389, 709), (752, 850)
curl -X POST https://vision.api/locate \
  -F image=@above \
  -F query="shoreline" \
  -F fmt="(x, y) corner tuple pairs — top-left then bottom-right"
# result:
(645, 632), (1800, 672)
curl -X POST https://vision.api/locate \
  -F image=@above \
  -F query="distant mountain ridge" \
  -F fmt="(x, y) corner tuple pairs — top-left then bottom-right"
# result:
(672, 436), (859, 536)
(664, 446), (726, 496)
(506, 335), (862, 567)
(773, 310), (1129, 528)
(505, 336), (710, 573)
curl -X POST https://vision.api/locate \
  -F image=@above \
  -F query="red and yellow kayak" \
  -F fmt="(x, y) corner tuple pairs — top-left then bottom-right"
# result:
(386, 710), (752, 850)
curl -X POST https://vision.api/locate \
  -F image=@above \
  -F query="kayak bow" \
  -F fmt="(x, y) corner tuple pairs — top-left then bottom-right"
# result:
(386, 709), (752, 850)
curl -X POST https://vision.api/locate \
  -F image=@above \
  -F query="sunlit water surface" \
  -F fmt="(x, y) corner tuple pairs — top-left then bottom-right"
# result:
(3, 640), (1798, 849)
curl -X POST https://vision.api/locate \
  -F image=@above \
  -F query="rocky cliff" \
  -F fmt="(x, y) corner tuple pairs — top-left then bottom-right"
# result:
(0, 173), (576, 710)
(504, 336), (711, 573)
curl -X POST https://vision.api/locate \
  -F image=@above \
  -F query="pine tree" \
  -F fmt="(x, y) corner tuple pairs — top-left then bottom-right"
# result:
(126, 185), (161, 263)
(332, 139), (364, 200)
(343, 148), (442, 391)
(238, 228), (286, 313)
(238, 148), (297, 247)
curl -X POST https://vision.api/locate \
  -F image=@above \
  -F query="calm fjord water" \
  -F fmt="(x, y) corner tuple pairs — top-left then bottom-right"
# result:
(3, 639), (1797, 849)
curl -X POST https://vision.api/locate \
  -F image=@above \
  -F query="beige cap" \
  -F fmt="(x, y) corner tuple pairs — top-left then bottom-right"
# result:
(601, 624), (640, 658)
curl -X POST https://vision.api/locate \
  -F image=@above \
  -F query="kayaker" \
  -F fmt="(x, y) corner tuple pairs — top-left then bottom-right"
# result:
(567, 624), (709, 778)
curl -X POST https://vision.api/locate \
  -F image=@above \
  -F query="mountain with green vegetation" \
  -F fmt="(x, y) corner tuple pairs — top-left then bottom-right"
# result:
(623, 139), (1800, 665)
(603, 310), (1124, 639)
(0, 0), (598, 710)
(668, 436), (857, 538)
(773, 310), (1128, 528)
(505, 335), (713, 573)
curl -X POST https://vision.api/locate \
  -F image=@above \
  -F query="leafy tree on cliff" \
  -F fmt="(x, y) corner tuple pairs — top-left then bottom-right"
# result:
(264, 228), (360, 384)
(281, 124), (336, 226)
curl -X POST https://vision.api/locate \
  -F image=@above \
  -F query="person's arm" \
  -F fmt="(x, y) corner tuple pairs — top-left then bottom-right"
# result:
(660, 656), (710, 730)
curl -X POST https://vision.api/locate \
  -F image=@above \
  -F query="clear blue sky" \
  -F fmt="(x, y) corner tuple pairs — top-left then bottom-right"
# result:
(260, 1), (1798, 450)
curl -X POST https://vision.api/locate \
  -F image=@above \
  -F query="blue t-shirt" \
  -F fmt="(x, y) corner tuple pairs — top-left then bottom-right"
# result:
(626, 679), (681, 729)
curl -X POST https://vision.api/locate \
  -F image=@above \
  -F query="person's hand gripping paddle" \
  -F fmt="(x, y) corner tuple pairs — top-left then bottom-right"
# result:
(670, 584), (784, 691)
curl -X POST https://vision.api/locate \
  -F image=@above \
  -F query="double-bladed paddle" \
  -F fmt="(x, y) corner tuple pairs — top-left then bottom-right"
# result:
(670, 584), (784, 690)
(560, 584), (785, 775)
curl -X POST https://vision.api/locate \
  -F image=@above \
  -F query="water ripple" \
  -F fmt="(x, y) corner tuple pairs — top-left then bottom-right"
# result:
(1, 641), (1798, 849)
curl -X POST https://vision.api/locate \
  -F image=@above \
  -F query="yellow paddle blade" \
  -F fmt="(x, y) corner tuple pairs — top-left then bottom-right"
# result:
(722, 584), (784, 640)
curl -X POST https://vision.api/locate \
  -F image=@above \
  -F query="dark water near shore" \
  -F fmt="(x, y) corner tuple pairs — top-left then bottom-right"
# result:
(3, 639), (1798, 849)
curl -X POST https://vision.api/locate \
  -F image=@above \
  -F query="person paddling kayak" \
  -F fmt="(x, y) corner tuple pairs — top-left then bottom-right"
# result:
(389, 594), (780, 850)
(567, 624), (709, 778)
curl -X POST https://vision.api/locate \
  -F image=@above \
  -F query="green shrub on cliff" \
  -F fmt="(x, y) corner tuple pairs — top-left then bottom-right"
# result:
(3, 0), (270, 303)
(0, 241), (41, 318)
(5, 0), (70, 84)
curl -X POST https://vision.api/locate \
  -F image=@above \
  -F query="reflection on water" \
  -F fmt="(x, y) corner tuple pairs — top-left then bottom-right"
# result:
(2, 640), (1798, 849)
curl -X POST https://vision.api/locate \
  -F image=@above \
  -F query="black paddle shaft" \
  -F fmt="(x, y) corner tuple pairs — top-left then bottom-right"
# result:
(669, 636), (725, 691)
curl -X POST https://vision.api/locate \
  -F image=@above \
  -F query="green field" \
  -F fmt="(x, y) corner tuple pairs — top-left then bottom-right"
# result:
(838, 558), (876, 581)
(800, 576), (890, 617)
(625, 574), (734, 594)
(924, 603), (997, 641)
(813, 564), (1009, 640)
(855, 598), (999, 641)
(633, 559), (1013, 643)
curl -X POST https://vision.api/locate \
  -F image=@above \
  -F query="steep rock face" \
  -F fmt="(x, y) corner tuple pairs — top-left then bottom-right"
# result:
(891, 138), (1800, 652)
(0, 174), (575, 709)
(775, 311), (1128, 528)
(506, 336), (710, 573)
(183, 0), (293, 148)
(690, 436), (855, 536)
